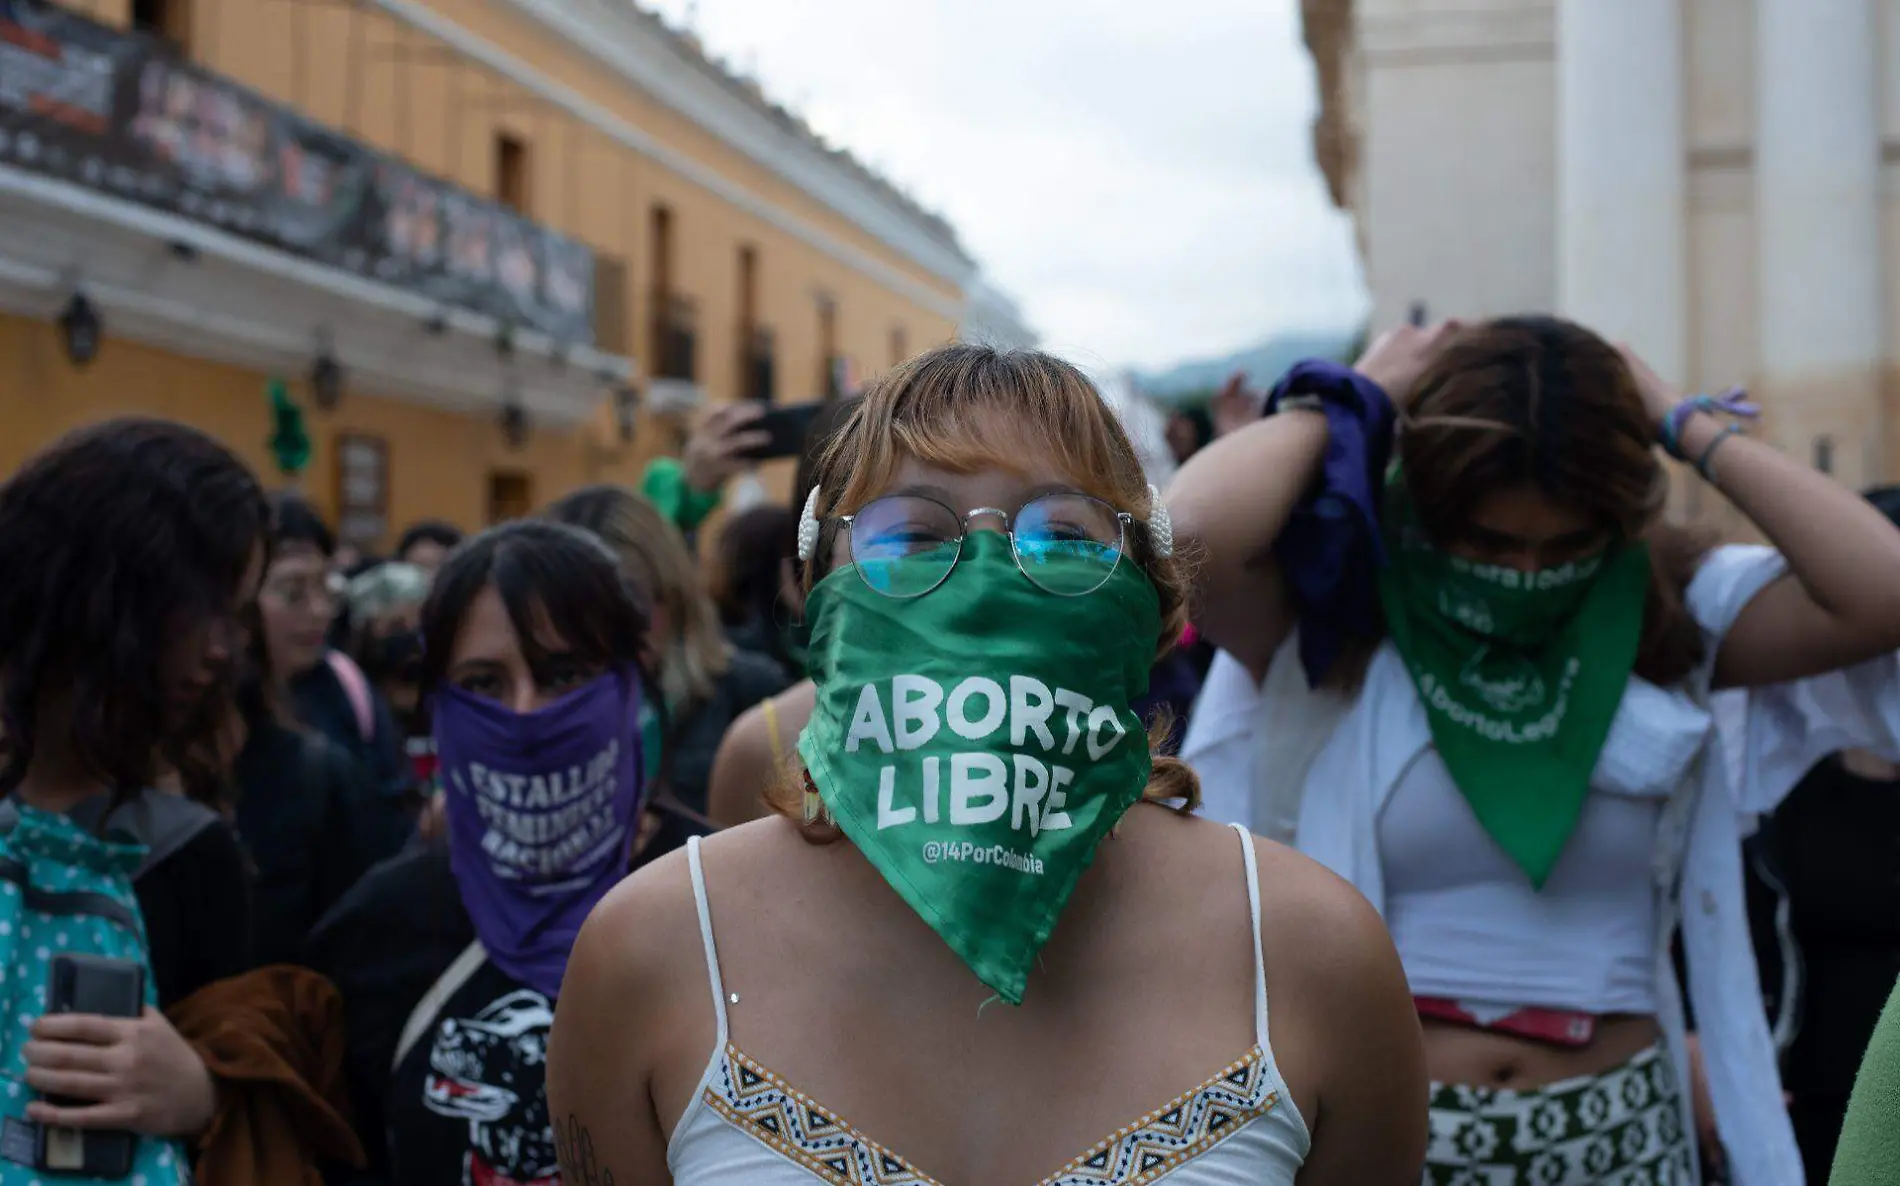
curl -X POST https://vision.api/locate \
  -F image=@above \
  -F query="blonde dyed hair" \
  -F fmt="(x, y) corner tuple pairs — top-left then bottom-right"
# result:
(768, 343), (1199, 823)
(543, 484), (730, 707)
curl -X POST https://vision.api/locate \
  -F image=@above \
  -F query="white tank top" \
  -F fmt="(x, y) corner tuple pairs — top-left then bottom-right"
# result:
(667, 824), (1311, 1184)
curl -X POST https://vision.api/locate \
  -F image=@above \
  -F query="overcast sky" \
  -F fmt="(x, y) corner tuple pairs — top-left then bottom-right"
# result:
(645, 0), (1367, 372)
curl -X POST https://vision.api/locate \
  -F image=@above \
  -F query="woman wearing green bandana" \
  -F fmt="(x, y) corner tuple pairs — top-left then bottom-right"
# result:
(547, 344), (1429, 1184)
(1171, 316), (1900, 1186)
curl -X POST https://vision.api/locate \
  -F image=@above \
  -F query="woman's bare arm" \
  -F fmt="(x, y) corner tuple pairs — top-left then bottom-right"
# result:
(1165, 414), (1321, 681)
(1167, 325), (1458, 682)
(1616, 351), (1900, 688)
(548, 854), (712, 1185)
(1256, 840), (1427, 1185)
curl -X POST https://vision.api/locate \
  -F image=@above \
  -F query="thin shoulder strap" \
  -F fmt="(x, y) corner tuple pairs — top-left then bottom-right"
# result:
(685, 836), (731, 1047)
(394, 939), (487, 1072)
(1229, 822), (1271, 1051)
(762, 697), (784, 767)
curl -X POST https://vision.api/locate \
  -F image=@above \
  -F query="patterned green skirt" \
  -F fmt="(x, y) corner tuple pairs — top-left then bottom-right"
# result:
(1423, 1044), (1694, 1185)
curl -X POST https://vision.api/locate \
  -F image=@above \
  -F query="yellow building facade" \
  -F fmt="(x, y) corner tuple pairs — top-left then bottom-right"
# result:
(0, 0), (998, 544)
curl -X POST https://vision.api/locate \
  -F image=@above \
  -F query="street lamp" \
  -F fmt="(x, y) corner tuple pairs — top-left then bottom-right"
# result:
(57, 293), (102, 368)
(310, 347), (344, 411)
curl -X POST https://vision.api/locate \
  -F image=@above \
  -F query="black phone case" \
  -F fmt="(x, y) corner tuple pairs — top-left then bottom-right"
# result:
(39, 954), (142, 1178)
(737, 403), (824, 461)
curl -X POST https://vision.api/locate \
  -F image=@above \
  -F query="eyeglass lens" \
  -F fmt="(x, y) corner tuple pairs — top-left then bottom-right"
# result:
(848, 494), (1125, 598)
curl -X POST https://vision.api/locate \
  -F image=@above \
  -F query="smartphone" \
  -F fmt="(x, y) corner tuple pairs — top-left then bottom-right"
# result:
(736, 402), (825, 462)
(39, 955), (142, 1177)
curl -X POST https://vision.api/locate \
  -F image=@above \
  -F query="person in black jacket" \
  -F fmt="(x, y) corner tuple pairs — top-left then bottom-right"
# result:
(261, 495), (413, 856)
(227, 611), (382, 968)
(1740, 484), (1900, 1179)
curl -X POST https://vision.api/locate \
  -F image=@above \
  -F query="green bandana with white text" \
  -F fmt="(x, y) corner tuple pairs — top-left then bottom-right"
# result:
(1377, 501), (1650, 888)
(798, 529), (1161, 1004)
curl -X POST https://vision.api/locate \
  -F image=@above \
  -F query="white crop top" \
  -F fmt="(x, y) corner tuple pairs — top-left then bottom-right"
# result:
(1379, 750), (1664, 1015)
(667, 825), (1311, 1184)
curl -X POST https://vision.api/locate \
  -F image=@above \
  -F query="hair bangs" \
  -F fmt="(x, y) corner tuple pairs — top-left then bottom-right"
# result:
(829, 349), (1146, 517)
(419, 520), (649, 695)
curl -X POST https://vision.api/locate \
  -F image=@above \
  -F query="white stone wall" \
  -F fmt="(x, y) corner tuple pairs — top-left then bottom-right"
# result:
(1346, 0), (1900, 489)
(1352, 0), (1558, 332)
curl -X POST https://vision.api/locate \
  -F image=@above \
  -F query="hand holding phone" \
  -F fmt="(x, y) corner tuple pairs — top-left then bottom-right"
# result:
(681, 403), (770, 492)
(28, 954), (143, 1176)
(22, 959), (216, 1170)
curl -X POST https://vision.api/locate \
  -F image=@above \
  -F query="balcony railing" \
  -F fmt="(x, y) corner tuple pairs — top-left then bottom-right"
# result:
(650, 290), (698, 382)
(0, 4), (603, 349)
(741, 325), (776, 403)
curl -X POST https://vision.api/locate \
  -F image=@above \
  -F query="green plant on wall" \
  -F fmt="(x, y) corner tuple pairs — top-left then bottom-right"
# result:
(267, 377), (312, 478)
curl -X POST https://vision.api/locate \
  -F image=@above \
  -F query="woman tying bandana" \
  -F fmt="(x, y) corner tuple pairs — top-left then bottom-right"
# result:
(548, 344), (1427, 1185)
(306, 521), (653, 1186)
(1171, 317), (1900, 1186)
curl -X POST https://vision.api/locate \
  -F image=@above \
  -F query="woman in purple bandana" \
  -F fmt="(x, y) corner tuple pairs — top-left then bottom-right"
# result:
(305, 520), (654, 1186)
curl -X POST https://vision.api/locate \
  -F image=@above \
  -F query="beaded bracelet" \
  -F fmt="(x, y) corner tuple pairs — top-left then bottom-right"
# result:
(1661, 387), (1758, 460)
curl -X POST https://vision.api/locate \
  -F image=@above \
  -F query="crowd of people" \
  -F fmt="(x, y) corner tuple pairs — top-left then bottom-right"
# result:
(0, 324), (1899, 1185)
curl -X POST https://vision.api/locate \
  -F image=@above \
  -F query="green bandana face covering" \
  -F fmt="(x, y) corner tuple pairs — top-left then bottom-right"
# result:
(798, 529), (1162, 1004)
(1377, 494), (1651, 888)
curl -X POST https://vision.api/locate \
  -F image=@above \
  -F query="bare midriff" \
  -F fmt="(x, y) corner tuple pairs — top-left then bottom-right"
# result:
(1422, 1014), (1662, 1090)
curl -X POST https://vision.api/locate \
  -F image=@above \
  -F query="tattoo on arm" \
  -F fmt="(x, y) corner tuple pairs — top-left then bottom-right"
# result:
(554, 1113), (616, 1185)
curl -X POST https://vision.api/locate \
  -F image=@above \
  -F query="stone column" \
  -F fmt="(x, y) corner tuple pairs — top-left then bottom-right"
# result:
(1756, 0), (1885, 487)
(1557, 0), (1686, 382)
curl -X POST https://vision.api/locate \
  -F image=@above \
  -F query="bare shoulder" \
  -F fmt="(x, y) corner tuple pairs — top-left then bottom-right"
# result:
(1132, 809), (1389, 972)
(577, 820), (807, 974)
(720, 696), (775, 756)
(1245, 832), (1427, 1182)
(1248, 833), (1395, 980)
(568, 844), (705, 998)
(707, 704), (780, 826)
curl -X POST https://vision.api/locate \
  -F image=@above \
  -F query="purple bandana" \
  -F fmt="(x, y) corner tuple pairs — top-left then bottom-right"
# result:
(433, 668), (645, 999)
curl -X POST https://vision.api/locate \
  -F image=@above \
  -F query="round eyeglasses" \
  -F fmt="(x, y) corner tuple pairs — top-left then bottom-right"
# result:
(833, 493), (1133, 599)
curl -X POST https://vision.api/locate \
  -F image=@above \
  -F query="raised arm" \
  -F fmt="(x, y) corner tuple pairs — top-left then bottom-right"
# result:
(1166, 325), (1456, 680)
(1619, 350), (1900, 688)
(1163, 412), (1318, 679)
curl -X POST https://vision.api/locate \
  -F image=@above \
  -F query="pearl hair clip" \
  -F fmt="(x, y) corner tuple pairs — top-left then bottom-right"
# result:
(796, 486), (822, 562)
(1148, 485), (1174, 559)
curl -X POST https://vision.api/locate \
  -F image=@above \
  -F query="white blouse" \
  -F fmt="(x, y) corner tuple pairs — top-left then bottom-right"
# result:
(1181, 545), (1900, 1186)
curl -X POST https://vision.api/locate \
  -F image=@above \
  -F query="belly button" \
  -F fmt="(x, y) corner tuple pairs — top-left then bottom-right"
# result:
(1492, 1062), (1522, 1087)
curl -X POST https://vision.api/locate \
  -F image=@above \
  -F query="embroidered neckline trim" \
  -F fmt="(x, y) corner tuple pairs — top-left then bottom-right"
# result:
(705, 1041), (1279, 1186)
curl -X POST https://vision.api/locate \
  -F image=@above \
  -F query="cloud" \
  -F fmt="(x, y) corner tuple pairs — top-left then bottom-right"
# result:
(646, 0), (1366, 369)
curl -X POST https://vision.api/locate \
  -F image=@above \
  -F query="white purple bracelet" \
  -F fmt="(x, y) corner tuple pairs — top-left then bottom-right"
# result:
(1661, 386), (1758, 461)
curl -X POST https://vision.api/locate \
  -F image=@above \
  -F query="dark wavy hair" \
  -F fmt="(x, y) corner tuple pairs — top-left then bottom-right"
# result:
(709, 504), (797, 653)
(1398, 316), (1712, 686)
(0, 418), (269, 806)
